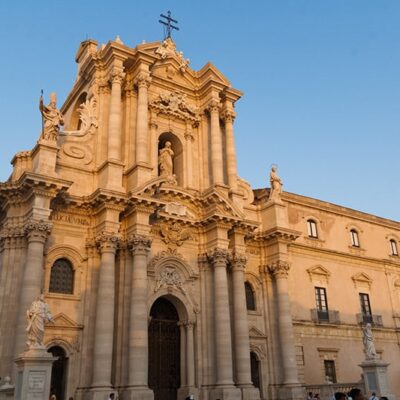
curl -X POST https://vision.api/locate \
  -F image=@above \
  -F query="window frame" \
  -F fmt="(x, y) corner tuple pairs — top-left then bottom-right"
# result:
(359, 292), (372, 322)
(307, 219), (318, 238)
(323, 359), (337, 383)
(49, 258), (75, 295)
(350, 229), (360, 247)
(245, 281), (256, 311)
(390, 239), (398, 256)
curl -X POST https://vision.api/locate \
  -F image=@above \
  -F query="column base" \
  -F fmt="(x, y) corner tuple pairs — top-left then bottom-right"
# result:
(209, 386), (241, 400)
(239, 385), (261, 400)
(88, 387), (116, 400)
(177, 386), (199, 400)
(277, 384), (305, 400)
(123, 386), (154, 400)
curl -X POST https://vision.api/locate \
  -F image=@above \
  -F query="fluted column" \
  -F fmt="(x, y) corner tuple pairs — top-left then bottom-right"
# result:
(135, 72), (152, 165)
(14, 220), (51, 358)
(91, 234), (119, 387)
(230, 253), (253, 386)
(185, 321), (195, 387)
(150, 116), (158, 177)
(108, 68), (125, 161)
(184, 125), (194, 188)
(127, 235), (152, 388)
(208, 248), (234, 385)
(222, 109), (238, 190)
(208, 100), (224, 185)
(268, 261), (299, 384)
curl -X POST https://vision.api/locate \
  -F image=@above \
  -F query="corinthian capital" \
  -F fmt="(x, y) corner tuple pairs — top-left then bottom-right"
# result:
(221, 109), (236, 123)
(110, 68), (125, 85)
(207, 247), (229, 267)
(128, 234), (152, 255)
(267, 260), (291, 278)
(229, 252), (247, 271)
(134, 72), (152, 89)
(95, 232), (121, 254)
(207, 99), (220, 114)
(24, 220), (52, 243)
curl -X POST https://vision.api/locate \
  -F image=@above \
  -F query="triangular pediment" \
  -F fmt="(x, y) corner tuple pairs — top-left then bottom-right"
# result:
(197, 62), (231, 87)
(50, 313), (81, 329)
(307, 265), (331, 283)
(249, 326), (267, 338)
(151, 60), (197, 89)
(352, 272), (372, 289)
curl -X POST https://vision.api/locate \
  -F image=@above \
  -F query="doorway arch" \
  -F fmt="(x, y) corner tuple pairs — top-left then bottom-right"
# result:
(48, 345), (68, 400)
(148, 297), (180, 400)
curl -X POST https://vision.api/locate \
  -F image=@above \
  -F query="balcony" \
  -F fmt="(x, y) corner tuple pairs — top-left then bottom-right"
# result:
(356, 313), (383, 327)
(311, 309), (340, 324)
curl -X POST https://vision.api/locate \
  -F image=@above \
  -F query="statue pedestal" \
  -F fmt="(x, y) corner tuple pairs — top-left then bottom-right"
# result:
(31, 140), (59, 177)
(359, 359), (394, 400)
(14, 347), (57, 400)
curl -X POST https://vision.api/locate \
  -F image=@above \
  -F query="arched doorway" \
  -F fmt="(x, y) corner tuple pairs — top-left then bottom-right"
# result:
(48, 345), (68, 400)
(148, 297), (180, 400)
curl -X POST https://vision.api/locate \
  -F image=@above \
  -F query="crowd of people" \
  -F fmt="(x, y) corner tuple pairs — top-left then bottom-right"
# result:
(307, 389), (388, 400)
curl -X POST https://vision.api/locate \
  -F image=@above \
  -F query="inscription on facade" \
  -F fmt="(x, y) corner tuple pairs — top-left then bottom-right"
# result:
(28, 371), (46, 392)
(52, 212), (90, 226)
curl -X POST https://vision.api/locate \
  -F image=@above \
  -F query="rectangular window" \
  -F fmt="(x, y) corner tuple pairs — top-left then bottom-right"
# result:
(324, 360), (337, 383)
(307, 220), (318, 238)
(350, 230), (360, 247)
(315, 287), (329, 321)
(359, 293), (372, 323)
(390, 240), (398, 256)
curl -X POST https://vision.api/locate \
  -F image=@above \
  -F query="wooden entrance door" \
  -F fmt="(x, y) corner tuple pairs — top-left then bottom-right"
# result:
(148, 297), (180, 400)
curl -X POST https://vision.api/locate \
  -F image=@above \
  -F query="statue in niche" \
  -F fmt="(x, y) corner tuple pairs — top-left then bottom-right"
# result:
(159, 141), (177, 184)
(362, 323), (377, 360)
(269, 165), (282, 201)
(26, 294), (54, 348)
(39, 92), (64, 141)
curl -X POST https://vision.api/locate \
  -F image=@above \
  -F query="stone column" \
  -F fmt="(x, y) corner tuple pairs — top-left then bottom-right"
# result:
(91, 234), (119, 390)
(127, 235), (153, 400)
(184, 124), (194, 188)
(135, 72), (152, 165)
(185, 321), (195, 388)
(179, 322), (187, 387)
(208, 248), (234, 386)
(222, 109), (238, 190)
(230, 253), (253, 386)
(268, 261), (299, 385)
(149, 115), (158, 177)
(208, 100), (224, 185)
(108, 68), (125, 161)
(14, 221), (51, 360)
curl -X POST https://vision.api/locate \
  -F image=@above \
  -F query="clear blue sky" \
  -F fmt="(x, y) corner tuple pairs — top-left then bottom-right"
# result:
(0, 1), (399, 220)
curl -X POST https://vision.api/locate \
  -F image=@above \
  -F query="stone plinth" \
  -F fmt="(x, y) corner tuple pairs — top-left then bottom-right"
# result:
(177, 387), (198, 400)
(14, 347), (57, 400)
(31, 141), (58, 176)
(209, 386), (241, 400)
(360, 359), (394, 400)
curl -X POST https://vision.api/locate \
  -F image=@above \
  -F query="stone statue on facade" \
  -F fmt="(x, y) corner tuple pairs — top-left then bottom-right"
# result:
(26, 294), (54, 348)
(39, 92), (64, 141)
(159, 141), (177, 184)
(269, 165), (282, 201)
(362, 323), (377, 360)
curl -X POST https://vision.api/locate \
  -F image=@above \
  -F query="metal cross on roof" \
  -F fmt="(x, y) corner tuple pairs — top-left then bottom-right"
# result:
(159, 10), (179, 39)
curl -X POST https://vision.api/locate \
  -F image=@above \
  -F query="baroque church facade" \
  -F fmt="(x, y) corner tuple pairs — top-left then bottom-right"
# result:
(0, 36), (400, 400)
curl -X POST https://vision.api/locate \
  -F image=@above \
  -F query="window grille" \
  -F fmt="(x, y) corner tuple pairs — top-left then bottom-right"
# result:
(49, 258), (74, 294)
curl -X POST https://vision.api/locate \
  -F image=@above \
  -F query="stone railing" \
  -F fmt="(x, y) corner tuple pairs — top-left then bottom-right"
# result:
(356, 313), (383, 327)
(310, 309), (340, 324)
(305, 382), (365, 400)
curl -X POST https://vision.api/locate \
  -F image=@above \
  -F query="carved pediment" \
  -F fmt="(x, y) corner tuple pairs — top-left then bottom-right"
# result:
(307, 265), (331, 284)
(352, 272), (372, 289)
(249, 326), (267, 339)
(48, 313), (82, 330)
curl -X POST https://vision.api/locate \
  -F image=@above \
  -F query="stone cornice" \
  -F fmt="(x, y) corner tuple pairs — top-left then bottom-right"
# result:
(256, 226), (301, 243)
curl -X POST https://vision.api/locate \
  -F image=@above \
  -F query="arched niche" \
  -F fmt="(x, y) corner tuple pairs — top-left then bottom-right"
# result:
(158, 132), (184, 185)
(69, 92), (87, 130)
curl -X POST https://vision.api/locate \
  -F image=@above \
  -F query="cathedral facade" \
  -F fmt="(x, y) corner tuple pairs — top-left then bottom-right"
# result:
(0, 36), (399, 400)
